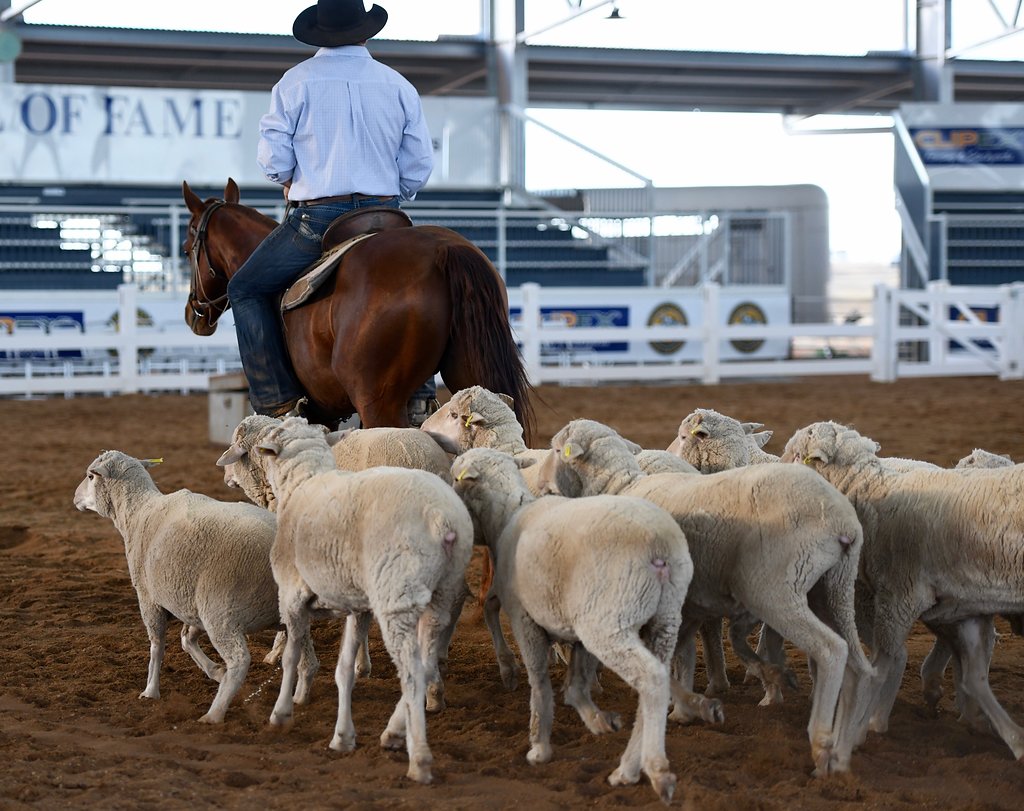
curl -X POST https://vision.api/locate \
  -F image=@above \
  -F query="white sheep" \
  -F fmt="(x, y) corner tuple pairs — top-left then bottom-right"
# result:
(421, 385), (549, 494)
(782, 421), (1024, 760)
(255, 418), (473, 784)
(635, 449), (699, 476)
(918, 448), (1018, 714)
(956, 448), (1015, 469)
(537, 419), (874, 776)
(667, 408), (778, 472)
(73, 450), (317, 723)
(217, 415), (473, 707)
(451, 447), (691, 804)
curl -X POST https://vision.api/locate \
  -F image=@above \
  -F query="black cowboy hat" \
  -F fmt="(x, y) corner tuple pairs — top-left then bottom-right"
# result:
(293, 0), (388, 47)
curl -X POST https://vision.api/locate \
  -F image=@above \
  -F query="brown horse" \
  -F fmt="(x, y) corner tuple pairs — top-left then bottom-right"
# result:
(182, 179), (534, 439)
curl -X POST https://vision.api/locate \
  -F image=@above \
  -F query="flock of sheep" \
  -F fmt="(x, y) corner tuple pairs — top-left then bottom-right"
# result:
(72, 385), (1024, 805)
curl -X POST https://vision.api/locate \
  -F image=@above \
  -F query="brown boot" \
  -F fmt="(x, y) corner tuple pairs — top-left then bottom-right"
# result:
(407, 397), (439, 428)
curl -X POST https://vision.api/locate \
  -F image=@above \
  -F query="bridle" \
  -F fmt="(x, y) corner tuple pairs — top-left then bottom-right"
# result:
(186, 199), (230, 331)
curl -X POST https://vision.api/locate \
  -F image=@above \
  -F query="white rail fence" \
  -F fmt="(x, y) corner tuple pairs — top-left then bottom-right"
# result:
(1, 281), (1022, 398)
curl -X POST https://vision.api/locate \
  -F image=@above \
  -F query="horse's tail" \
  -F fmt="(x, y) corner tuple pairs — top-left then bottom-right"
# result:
(438, 240), (537, 444)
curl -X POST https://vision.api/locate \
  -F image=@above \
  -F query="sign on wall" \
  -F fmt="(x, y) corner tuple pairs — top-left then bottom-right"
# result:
(0, 84), (499, 188)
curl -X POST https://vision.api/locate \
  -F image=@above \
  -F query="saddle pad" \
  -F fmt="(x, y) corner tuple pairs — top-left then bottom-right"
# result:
(280, 232), (375, 313)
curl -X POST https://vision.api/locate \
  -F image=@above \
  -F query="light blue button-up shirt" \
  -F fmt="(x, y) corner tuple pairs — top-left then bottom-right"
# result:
(257, 45), (434, 202)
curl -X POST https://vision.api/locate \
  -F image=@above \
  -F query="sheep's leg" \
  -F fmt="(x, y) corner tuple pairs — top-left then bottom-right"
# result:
(829, 655), (876, 773)
(563, 643), (621, 734)
(294, 628), (320, 705)
(483, 590), (519, 691)
(927, 618), (995, 733)
(669, 625), (724, 725)
(269, 587), (313, 728)
(754, 596), (849, 776)
(139, 604), (169, 700)
(180, 624), (224, 682)
(423, 578), (460, 714)
(199, 628), (251, 724)
(376, 609), (432, 784)
(355, 620), (372, 679)
(330, 612), (367, 752)
(583, 629), (676, 805)
(727, 614), (798, 706)
(699, 617), (730, 696)
(263, 631), (286, 665)
(943, 617), (1024, 757)
(864, 598), (922, 735)
(510, 611), (556, 765)
(920, 636), (954, 712)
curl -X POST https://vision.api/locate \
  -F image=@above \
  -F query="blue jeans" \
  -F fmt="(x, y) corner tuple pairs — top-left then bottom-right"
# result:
(228, 196), (435, 413)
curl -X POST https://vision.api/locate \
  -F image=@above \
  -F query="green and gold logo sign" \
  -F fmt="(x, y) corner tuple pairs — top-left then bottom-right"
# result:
(728, 302), (766, 354)
(647, 302), (687, 355)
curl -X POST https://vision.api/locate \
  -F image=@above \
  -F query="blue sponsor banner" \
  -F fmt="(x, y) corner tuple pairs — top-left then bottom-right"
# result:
(509, 306), (628, 352)
(909, 127), (1024, 165)
(0, 311), (84, 358)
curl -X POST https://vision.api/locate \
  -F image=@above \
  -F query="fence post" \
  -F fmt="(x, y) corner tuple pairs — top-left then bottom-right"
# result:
(701, 282), (720, 384)
(118, 283), (140, 395)
(519, 282), (542, 386)
(927, 280), (947, 370)
(871, 283), (894, 382)
(1003, 283), (1024, 380)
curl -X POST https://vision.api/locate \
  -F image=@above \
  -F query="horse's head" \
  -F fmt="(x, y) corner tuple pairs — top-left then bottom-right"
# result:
(181, 179), (240, 335)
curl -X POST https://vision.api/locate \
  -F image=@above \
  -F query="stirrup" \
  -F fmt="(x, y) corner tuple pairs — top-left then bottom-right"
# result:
(267, 396), (308, 419)
(407, 397), (439, 428)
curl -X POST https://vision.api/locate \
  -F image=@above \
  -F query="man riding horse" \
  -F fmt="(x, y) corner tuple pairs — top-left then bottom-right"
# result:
(229, 0), (437, 423)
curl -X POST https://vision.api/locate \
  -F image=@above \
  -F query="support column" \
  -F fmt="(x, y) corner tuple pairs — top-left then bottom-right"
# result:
(489, 0), (527, 193)
(0, 1), (17, 84)
(914, 0), (953, 102)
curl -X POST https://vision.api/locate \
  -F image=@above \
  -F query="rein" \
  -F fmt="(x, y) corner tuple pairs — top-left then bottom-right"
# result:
(187, 199), (230, 329)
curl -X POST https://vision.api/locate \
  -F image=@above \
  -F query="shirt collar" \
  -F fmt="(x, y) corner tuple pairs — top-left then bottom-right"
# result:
(314, 45), (371, 58)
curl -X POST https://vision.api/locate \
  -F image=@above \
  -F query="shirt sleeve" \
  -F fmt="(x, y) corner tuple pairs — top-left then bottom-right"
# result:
(396, 86), (435, 201)
(257, 81), (299, 186)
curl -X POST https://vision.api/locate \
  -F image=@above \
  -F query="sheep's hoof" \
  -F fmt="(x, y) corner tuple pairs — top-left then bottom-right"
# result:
(329, 731), (356, 752)
(197, 712), (224, 725)
(811, 742), (836, 778)
(607, 765), (640, 787)
(758, 685), (784, 707)
(526, 743), (552, 765)
(701, 698), (725, 725)
(426, 684), (445, 714)
(380, 730), (405, 751)
(499, 659), (519, 692)
(584, 710), (622, 735)
(268, 710), (294, 729)
(354, 662), (371, 680)
(407, 760), (433, 785)
(704, 678), (730, 697)
(922, 685), (943, 714)
(867, 715), (889, 734)
(138, 689), (159, 700)
(262, 650), (280, 665)
(650, 771), (677, 805)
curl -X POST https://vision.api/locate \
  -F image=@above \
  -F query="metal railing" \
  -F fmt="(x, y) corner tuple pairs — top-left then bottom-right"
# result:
(1, 281), (1020, 398)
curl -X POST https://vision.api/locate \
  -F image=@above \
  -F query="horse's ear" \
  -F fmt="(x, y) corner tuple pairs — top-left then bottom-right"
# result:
(182, 181), (204, 215)
(225, 178), (240, 204)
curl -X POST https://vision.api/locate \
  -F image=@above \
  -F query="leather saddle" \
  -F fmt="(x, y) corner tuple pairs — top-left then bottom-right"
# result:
(281, 207), (413, 313)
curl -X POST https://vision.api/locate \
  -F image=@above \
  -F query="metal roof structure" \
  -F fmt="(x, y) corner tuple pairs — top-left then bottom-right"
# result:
(8, 22), (1024, 115)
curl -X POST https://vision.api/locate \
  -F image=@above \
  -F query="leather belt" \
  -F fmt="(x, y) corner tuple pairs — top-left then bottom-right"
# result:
(293, 194), (397, 207)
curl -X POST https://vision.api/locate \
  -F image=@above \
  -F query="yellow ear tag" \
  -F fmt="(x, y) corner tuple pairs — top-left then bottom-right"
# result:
(457, 468), (469, 481)
(802, 455), (813, 465)
(563, 443), (572, 458)
(464, 415), (473, 428)
(145, 458), (164, 466)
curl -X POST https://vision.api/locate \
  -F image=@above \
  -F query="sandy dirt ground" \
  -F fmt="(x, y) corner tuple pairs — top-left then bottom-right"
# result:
(2, 376), (1023, 810)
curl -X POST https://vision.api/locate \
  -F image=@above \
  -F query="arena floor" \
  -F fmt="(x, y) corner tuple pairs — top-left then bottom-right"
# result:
(2, 376), (1023, 809)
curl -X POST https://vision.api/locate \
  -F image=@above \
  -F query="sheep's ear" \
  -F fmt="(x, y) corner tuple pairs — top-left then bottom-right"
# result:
(87, 465), (105, 479)
(560, 440), (585, 461)
(515, 455), (537, 469)
(497, 393), (515, 410)
(741, 421), (765, 434)
(453, 463), (479, 483)
(751, 430), (773, 448)
(140, 457), (163, 468)
(256, 440), (282, 457)
(224, 178), (240, 203)
(423, 431), (463, 455)
(325, 429), (354, 447)
(620, 437), (643, 454)
(217, 443), (246, 467)
(802, 447), (829, 465)
(463, 410), (485, 428)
